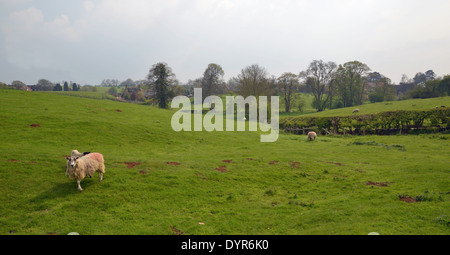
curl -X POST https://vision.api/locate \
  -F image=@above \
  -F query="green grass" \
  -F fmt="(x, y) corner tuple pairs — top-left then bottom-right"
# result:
(0, 89), (449, 235)
(298, 97), (450, 117)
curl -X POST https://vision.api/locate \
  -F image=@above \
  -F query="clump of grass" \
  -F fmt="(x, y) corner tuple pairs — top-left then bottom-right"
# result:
(414, 194), (433, 202)
(265, 189), (276, 196)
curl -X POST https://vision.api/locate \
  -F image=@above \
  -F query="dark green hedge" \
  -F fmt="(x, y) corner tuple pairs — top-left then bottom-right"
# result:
(280, 108), (450, 135)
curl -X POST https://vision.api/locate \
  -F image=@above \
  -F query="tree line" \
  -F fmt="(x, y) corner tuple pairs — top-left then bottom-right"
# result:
(145, 61), (449, 113)
(2, 60), (448, 112)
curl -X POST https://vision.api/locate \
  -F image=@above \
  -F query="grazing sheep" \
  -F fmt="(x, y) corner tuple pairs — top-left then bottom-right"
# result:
(352, 109), (360, 113)
(65, 153), (105, 191)
(307, 131), (317, 141)
(441, 105), (446, 108)
(71, 150), (90, 157)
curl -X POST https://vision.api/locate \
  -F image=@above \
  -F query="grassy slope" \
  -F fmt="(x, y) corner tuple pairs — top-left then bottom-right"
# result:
(294, 96), (450, 117)
(0, 89), (449, 235)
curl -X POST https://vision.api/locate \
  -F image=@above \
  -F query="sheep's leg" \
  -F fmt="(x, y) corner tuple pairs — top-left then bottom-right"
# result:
(77, 180), (83, 192)
(99, 172), (103, 182)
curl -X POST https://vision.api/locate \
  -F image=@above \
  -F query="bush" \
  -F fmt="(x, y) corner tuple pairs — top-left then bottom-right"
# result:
(280, 108), (450, 134)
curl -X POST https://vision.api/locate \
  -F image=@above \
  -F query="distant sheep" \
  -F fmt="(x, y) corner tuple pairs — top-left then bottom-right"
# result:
(352, 109), (360, 113)
(307, 131), (317, 141)
(71, 150), (90, 157)
(66, 153), (105, 191)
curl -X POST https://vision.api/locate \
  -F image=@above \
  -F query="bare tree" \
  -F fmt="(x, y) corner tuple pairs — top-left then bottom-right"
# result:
(277, 72), (299, 113)
(301, 60), (337, 112)
(236, 64), (274, 97)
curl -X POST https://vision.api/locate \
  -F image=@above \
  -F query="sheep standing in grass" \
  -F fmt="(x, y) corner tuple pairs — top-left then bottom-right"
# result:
(307, 131), (317, 141)
(352, 109), (360, 113)
(65, 153), (105, 191)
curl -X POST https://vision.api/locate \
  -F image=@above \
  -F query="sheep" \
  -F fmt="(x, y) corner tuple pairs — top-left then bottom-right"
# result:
(307, 131), (317, 141)
(65, 153), (105, 191)
(71, 150), (90, 157)
(352, 109), (360, 113)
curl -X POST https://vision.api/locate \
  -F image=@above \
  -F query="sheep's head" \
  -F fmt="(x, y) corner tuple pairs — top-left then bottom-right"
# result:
(66, 156), (80, 167)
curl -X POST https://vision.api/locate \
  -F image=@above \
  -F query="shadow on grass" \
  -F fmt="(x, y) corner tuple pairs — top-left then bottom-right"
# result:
(29, 179), (96, 210)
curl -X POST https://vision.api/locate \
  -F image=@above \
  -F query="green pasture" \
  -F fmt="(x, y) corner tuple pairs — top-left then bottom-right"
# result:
(0, 89), (448, 235)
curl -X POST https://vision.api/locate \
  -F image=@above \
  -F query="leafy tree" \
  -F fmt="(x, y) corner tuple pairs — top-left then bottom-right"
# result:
(12, 80), (27, 90)
(35, 79), (54, 91)
(147, 62), (176, 108)
(437, 75), (450, 96)
(277, 72), (299, 113)
(334, 61), (370, 107)
(63, 81), (69, 91)
(72, 83), (80, 91)
(53, 83), (63, 91)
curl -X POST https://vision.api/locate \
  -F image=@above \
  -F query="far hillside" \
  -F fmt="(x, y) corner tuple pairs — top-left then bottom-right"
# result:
(289, 96), (450, 117)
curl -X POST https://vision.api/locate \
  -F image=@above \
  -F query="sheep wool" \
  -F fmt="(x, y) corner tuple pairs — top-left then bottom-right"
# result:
(307, 131), (317, 141)
(66, 153), (105, 191)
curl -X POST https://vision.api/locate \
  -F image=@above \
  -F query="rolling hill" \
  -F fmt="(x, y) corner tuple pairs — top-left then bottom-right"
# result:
(0, 89), (449, 235)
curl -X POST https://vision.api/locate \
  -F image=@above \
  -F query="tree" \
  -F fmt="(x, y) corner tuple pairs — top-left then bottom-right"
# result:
(35, 79), (54, 91)
(437, 75), (450, 96)
(119, 78), (135, 87)
(53, 83), (63, 91)
(72, 83), (80, 91)
(301, 60), (337, 112)
(63, 81), (69, 91)
(12, 80), (27, 90)
(334, 61), (371, 107)
(401, 74), (413, 84)
(277, 72), (299, 113)
(201, 63), (225, 99)
(236, 64), (274, 97)
(101, 79), (120, 87)
(147, 62), (176, 108)
(413, 70), (435, 85)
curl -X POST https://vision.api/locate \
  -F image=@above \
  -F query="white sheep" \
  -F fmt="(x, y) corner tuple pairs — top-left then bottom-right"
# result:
(307, 131), (317, 141)
(65, 153), (105, 191)
(352, 109), (360, 113)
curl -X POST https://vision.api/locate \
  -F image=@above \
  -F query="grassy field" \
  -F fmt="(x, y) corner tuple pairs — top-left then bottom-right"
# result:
(295, 96), (450, 117)
(0, 89), (449, 235)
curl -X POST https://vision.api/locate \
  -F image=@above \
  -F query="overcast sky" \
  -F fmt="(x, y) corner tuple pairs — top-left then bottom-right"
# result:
(1, 0), (449, 85)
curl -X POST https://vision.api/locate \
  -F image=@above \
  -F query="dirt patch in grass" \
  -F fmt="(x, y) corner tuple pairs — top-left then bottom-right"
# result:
(268, 161), (279, 165)
(30, 124), (40, 127)
(399, 196), (417, 203)
(115, 109), (122, 112)
(366, 181), (390, 187)
(195, 173), (207, 181)
(138, 170), (147, 175)
(326, 162), (343, 166)
(166, 162), (181, 166)
(290, 162), (301, 168)
(124, 162), (141, 168)
(246, 158), (254, 160)
(8, 159), (20, 162)
(222, 160), (232, 163)
(170, 226), (184, 235)
(215, 166), (227, 173)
